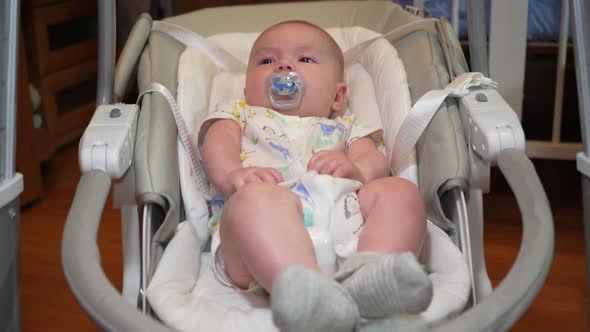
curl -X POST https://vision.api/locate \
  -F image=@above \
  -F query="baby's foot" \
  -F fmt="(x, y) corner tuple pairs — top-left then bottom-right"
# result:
(271, 266), (359, 332)
(334, 252), (433, 319)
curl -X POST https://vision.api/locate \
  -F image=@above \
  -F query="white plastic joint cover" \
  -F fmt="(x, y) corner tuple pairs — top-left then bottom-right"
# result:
(79, 104), (139, 179)
(461, 89), (525, 161)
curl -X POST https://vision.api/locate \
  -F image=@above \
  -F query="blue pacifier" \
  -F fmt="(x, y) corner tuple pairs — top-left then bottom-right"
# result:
(267, 71), (304, 110)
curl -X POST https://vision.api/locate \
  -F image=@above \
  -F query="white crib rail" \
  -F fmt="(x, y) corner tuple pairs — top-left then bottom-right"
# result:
(552, 0), (570, 145)
(489, 0), (529, 121)
(481, 0), (584, 160)
(523, 0), (583, 159)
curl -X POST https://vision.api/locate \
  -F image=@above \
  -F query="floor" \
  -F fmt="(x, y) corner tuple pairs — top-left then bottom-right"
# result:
(18, 143), (588, 331)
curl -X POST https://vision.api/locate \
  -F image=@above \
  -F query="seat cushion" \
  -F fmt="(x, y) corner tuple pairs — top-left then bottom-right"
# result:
(147, 221), (470, 332)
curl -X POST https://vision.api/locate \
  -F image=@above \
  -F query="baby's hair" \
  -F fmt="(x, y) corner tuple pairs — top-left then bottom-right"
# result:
(255, 20), (345, 76)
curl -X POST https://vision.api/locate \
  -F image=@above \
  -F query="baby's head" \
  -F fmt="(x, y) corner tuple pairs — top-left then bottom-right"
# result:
(244, 21), (347, 118)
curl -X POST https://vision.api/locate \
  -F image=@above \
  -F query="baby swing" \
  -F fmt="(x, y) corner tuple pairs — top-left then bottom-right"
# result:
(62, 1), (554, 331)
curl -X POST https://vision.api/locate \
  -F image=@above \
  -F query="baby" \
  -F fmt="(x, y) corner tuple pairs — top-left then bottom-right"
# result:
(199, 21), (432, 331)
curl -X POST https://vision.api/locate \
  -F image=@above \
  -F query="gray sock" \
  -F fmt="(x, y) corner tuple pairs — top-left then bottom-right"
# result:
(334, 252), (433, 319)
(271, 266), (359, 332)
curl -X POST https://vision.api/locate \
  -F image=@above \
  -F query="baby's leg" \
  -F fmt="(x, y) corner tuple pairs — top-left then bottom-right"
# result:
(357, 177), (426, 255)
(335, 177), (432, 318)
(219, 182), (318, 291)
(221, 182), (360, 332)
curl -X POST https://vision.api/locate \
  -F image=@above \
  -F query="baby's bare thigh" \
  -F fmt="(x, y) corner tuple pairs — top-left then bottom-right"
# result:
(356, 177), (426, 254)
(219, 183), (305, 289)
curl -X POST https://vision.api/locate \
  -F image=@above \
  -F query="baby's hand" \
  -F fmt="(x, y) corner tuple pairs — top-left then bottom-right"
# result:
(224, 167), (284, 196)
(307, 150), (362, 182)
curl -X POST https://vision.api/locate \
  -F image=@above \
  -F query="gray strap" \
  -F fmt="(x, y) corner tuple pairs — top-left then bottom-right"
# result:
(152, 20), (246, 73)
(152, 19), (439, 73)
(391, 73), (497, 173)
(344, 18), (439, 66)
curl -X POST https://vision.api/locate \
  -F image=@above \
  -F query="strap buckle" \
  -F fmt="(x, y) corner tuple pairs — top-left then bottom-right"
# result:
(445, 72), (498, 97)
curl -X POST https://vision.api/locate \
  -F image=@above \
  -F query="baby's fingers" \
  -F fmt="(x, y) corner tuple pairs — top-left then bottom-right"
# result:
(332, 163), (353, 178)
(254, 167), (283, 184)
(317, 158), (341, 175)
(308, 151), (331, 172)
(254, 168), (280, 184)
(267, 168), (284, 183)
(244, 173), (262, 184)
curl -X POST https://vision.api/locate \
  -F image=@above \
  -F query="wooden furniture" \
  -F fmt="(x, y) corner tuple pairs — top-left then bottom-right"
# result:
(21, 0), (98, 161)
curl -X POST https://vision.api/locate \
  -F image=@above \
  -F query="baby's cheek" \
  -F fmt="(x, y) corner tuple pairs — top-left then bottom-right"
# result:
(244, 88), (264, 105)
(245, 75), (264, 98)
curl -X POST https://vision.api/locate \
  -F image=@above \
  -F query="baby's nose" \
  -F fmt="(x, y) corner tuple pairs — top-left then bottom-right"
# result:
(277, 64), (293, 71)
(276, 59), (294, 72)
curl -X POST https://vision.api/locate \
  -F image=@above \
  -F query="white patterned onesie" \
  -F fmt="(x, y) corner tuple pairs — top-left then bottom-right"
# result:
(197, 100), (384, 275)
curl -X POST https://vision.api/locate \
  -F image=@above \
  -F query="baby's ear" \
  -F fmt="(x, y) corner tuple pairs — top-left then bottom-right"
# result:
(331, 82), (347, 113)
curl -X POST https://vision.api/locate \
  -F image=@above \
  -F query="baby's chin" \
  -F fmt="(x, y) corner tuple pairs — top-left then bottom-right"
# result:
(273, 108), (302, 116)
(245, 96), (303, 115)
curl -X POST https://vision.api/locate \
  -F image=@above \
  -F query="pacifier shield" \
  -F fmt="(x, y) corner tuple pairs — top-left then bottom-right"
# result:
(267, 71), (304, 110)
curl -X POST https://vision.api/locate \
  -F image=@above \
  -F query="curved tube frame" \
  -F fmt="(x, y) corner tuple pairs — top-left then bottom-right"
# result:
(432, 149), (554, 331)
(61, 170), (170, 332)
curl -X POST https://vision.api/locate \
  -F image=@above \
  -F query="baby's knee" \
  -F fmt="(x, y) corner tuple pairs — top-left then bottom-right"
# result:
(361, 177), (424, 210)
(369, 177), (420, 197)
(224, 182), (301, 220)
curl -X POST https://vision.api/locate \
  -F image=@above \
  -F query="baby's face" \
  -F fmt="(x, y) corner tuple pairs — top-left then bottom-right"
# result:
(244, 23), (346, 118)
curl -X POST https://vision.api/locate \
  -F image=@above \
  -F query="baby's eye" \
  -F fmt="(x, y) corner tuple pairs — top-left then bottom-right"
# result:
(259, 58), (273, 65)
(299, 57), (315, 64)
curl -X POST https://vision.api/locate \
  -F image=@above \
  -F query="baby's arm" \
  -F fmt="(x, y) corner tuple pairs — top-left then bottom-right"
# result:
(201, 119), (283, 196)
(201, 119), (242, 195)
(347, 137), (389, 182)
(307, 136), (388, 184)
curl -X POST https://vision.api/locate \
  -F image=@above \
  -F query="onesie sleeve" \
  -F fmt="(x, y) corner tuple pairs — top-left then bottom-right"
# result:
(196, 99), (248, 148)
(344, 116), (385, 154)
